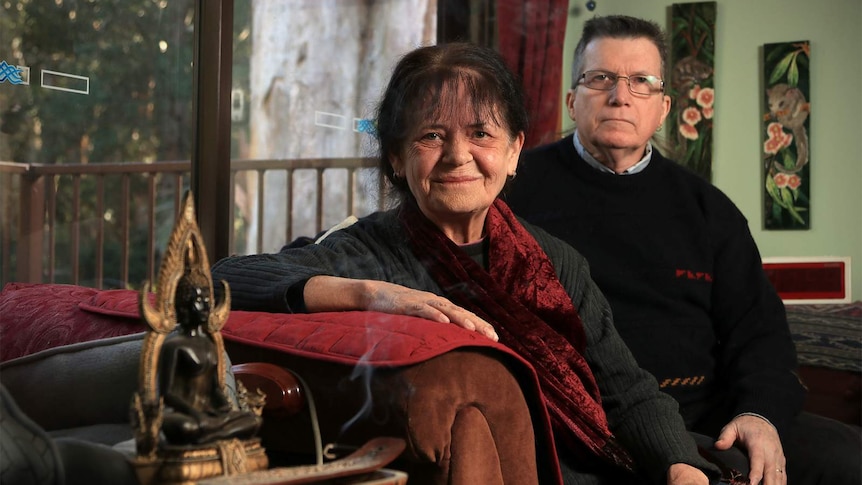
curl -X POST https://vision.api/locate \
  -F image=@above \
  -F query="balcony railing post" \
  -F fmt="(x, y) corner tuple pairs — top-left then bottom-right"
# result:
(18, 173), (45, 283)
(1, 158), (377, 289)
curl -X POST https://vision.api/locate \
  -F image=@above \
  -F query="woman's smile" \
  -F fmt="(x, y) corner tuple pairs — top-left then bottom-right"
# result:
(432, 173), (482, 185)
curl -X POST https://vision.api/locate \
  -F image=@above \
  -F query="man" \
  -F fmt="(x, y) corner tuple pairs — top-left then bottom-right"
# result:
(505, 14), (861, 485)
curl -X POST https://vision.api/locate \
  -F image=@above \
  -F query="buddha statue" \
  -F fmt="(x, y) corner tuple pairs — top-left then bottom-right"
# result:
(157, 271), (262, 446)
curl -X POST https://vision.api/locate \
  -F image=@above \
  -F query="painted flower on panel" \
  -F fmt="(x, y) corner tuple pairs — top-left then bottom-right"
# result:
(679, 123), (699, 140)
(683, 106), (702, 125)
(763, 40), (810, 229)
(763, 122), (793, 155)
(669, 1), (716, 180)
(787, 174), (802, 190)
(689, 85), (701, 99)
(695, 87), (714, 108)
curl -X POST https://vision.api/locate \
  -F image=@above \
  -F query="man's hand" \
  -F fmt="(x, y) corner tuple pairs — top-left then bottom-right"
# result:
(667, 463), (709, 485)
(714, 414), (786, 485)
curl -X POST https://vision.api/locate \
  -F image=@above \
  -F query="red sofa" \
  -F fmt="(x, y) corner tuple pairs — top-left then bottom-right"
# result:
(0, 282), (562, 484)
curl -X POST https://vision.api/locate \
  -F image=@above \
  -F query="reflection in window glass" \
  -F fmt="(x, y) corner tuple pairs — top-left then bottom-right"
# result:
(230, 0), (436, 254)
(0, 0), (195, 288)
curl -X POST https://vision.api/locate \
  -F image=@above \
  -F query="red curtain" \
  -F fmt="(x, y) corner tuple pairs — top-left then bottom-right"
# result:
(497, 0), (569, 148)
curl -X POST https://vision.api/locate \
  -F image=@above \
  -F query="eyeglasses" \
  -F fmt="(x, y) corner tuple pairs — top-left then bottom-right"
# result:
(578, 70), (665, 96)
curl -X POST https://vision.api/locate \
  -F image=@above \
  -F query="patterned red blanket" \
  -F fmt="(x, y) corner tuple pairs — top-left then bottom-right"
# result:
(0, 282), (525, 369)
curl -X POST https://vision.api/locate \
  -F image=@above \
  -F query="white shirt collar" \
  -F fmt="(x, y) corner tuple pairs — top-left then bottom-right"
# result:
(572, 132), (652, 175)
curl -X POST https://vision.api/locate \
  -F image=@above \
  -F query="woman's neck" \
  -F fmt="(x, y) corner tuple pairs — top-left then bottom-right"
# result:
(430, 211), (489, 245)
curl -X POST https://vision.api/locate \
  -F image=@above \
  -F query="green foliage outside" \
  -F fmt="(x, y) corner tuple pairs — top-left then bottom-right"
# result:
(1, 0), (196, 288)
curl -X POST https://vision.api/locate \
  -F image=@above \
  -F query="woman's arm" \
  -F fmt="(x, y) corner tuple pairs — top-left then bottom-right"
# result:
(212, 211), (417, 312)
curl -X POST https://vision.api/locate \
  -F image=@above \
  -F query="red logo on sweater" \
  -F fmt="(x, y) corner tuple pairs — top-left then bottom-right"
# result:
(675, 269), (713, 282)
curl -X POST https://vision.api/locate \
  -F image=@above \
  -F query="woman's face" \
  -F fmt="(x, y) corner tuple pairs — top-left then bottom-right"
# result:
(567, 37), (671, 167)
(390, 84), (523, 244)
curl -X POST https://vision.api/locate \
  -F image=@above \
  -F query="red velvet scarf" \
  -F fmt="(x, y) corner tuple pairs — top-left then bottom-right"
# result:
(399, 198), (633, 468)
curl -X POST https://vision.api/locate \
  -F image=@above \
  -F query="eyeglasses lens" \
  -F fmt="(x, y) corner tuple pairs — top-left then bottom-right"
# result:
(581, 71), (663, 95)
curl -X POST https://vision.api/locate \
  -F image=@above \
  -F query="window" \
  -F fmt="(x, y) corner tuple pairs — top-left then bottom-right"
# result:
(1, 0), (560, 289)
(1, 0), (196, 288)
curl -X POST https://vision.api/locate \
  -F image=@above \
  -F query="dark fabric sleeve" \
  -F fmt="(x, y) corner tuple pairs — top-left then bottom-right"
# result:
(212, 251), (315, 313)
(284, 278), (309, 313)
(211, 222), (393, 313)
(211, 211), (436, 314)
(528, 224), (720, 483)
(707, 201), (806, 435)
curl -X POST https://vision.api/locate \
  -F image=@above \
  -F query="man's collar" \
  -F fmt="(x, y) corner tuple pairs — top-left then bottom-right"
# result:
(572, 132), (652, 175)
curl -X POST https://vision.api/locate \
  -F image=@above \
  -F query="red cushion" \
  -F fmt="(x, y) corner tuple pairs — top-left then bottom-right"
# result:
(221, 309), (516, 367)
(0, 283), (145, 362)
(78, 288), (153, 318)
(0, 283), (519, 368)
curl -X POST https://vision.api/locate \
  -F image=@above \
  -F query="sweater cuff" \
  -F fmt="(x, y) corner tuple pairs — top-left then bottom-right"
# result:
(284, 279), (309, 313)
(734, 412), (776, 430)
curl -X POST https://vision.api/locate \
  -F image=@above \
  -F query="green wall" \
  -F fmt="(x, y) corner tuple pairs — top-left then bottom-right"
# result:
(562, 0), (862, 302)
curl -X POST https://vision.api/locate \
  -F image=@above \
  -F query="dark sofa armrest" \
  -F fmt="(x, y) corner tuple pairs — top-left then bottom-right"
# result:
(395, 349), (542, 485)
(225, 341), (547, 485)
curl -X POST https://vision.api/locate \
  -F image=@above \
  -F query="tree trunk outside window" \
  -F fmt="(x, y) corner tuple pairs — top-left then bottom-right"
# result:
(245, 0), (436, 252)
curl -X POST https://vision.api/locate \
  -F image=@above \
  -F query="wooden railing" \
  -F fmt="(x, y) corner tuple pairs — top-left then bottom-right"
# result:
(0, 158), (382, 289)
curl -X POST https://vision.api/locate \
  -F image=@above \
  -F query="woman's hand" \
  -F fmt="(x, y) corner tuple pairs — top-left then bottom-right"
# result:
(667, 463), (709, 485)
(304, 276), (499, 341)
(714, 414), (786, 485)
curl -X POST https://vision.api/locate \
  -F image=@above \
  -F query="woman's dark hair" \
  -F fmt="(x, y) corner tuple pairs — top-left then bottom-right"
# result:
(374, 42), (529, 202)
(570, 15), (669, 88)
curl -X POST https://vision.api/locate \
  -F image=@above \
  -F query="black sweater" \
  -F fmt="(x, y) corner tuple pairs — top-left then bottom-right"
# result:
(504, 135), (805, 436)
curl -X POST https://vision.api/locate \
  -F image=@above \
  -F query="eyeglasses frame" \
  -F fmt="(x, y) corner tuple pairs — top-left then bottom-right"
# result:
(577, 70), (666, 96)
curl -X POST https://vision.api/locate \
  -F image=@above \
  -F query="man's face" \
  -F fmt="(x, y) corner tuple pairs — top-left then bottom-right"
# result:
(567, 37), (671, 163)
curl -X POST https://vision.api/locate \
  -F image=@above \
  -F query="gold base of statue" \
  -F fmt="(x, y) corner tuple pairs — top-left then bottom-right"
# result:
(134, 437), (268, 485)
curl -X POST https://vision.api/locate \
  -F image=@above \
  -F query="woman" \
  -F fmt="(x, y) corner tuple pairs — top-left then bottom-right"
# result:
(212, 42), (718, 485)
